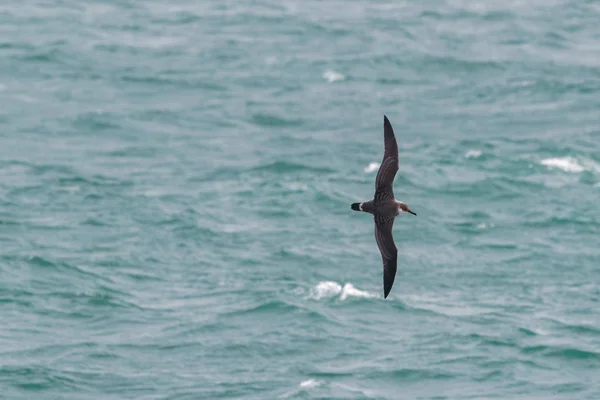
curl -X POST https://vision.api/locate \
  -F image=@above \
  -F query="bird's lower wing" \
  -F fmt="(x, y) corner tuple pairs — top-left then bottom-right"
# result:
(374, 216), (398, 298)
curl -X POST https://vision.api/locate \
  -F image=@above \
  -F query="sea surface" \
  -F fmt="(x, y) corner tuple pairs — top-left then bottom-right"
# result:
(1, 1), (600, 399)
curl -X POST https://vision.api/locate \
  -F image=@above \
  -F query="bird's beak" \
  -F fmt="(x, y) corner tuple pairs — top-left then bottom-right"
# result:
(408, 210), (417, 216)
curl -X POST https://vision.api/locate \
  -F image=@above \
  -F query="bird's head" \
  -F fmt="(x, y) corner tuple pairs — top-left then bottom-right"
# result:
(398, 202), (417, 216)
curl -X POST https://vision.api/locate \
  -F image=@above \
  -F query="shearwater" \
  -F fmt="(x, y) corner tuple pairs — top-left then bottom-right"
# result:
(351, 115), (416, 299)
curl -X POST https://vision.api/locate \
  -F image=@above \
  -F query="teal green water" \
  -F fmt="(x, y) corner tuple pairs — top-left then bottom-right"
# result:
(2, 1), (600, 399)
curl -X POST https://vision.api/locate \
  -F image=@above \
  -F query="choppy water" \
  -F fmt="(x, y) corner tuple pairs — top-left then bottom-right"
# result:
(2, 1), (600, 399)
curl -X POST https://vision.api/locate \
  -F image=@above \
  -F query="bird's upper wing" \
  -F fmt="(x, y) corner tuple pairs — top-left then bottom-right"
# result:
(374, 214), (398, 299)
(375, 116), (399, 197)
(381, 115), (398, 161)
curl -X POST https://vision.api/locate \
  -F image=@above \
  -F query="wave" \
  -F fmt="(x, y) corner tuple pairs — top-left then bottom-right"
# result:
(251, 112), (302, 127)
(223, 299), (300, 317)
(250, 161), (335, 174)
(522, 345), (600, 361)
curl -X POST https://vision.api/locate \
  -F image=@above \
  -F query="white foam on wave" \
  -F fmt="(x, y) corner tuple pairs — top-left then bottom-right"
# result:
(280, 378), (322, 398)
(542, 156), (600, 174)
(340, 283), (376, 300)
(364, 162), (380, 173)
(465, 149), (482, 159)
(309, 281), (377, 300)
(323, 70), (344, 83)
(309, 281), (341, 299)
(541, 157), (585, 173)
(299, 379), (319, 388)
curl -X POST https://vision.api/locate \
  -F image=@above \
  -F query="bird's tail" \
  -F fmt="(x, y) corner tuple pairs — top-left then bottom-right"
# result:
(351, 203), (361, 211)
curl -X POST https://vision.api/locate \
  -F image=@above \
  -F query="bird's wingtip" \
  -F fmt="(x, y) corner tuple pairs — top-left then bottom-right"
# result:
(383, 273), (394, 299)
(383, 115), (392, 129)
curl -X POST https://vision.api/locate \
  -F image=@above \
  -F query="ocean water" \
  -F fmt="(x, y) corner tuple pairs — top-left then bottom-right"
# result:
(1, 1), (600, 399)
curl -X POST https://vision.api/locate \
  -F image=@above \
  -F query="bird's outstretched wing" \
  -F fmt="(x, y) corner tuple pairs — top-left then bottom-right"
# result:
(374, 214), (398, 298)
(375, 116), (399, 198)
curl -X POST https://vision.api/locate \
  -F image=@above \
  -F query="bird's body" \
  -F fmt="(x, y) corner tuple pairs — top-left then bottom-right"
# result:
(352, 199), (400, 216)
(350, 115), (416, 299)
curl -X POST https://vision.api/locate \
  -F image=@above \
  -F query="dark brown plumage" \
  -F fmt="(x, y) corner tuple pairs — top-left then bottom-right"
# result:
(350, 115), (416, 299)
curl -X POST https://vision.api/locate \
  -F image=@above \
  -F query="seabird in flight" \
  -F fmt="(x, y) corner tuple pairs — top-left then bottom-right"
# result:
(351, 115), (416, 299)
